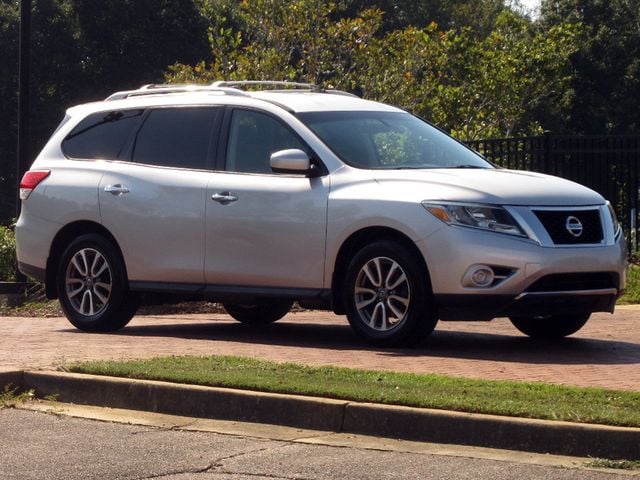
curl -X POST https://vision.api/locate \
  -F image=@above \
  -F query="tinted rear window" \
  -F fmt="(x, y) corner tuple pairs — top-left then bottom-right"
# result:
(62, 110), (143, 160)
(132, 107), (219, 170)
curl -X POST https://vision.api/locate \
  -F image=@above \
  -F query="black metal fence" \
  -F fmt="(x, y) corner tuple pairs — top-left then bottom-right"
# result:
(465, 132), (640, 253)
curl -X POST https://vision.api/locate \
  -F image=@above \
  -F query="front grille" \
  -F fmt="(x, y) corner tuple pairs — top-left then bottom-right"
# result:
(533, 209), (603, 244)
(525, 272), (618, 292)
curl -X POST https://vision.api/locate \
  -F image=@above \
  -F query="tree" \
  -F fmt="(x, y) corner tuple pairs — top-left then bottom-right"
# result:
(0, 0), (594, 228)
(167, 0), (383, 87)
(68, 0), (208, 96)
(431, 11), (580, 139)
(0, 1), (19, 224)
(539, 0), (640, 134)
(170, 2), (579, 140)
(339, 0), (507, 36)
(0, 0), (210, 224)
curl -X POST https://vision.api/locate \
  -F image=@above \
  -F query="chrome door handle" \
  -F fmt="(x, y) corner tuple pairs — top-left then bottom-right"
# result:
(104, 184), (130, 195)
(211, 192), (238, 205)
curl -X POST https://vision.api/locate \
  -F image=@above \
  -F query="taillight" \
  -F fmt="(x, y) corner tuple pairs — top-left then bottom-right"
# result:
(20, 170), (50, 200)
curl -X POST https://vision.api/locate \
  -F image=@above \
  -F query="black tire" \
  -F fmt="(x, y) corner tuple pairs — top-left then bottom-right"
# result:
(343, 241), (438, 346)
(57, 234), (138, 332)
(223, 299), (293, 324)
(509, 313), (590, 339)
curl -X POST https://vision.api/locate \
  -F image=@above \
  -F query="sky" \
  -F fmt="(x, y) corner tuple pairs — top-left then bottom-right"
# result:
(516, 0), (542, 17)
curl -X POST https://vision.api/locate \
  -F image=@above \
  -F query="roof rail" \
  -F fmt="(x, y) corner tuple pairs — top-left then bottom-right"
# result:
(211, 80), (319, 90)
(105, 83), (251, 101)
(211, 80), (359, 98)
(104, 80), (359, 101)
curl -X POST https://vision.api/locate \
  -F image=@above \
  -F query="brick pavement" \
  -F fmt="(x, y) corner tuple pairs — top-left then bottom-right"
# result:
(1, 306), (639, 391)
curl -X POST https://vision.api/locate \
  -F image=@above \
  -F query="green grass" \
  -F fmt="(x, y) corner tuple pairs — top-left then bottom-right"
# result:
(0, 299), (62, 318)
(585, 458), (640, 470)
(69, 355), (640, 428)
(619, 263), (640, 304)
(0, 384), (34, 408)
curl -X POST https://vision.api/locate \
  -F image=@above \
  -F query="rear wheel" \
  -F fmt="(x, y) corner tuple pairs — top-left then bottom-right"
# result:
(223, 299), (293, 324)
(509, 313), (590, 338)
(57, 234), (138, 332)
(343, 241), (437, 346)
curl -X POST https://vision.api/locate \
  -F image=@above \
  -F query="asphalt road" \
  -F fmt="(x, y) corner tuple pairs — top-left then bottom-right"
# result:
(0, 408), (632, 480)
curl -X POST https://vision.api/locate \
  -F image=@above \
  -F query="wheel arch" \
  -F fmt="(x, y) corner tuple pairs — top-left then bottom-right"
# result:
(45, 221), (125, 299)
(331, 226), (432, 314)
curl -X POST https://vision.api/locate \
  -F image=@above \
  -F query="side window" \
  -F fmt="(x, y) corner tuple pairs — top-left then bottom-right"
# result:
(226, 109), (306, 174)
(62, 110), (142, 160)
(132, 107), (218, 170)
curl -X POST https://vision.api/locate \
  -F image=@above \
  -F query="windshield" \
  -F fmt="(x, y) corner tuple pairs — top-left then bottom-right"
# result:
(297, 111), (492, 170)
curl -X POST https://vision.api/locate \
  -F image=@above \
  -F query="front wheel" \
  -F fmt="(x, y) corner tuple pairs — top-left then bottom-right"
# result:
(223, 299), (293, 324)
(343, 241), (437, 346)
(57, 234), (138, 332)
(509, 313), (590, 338)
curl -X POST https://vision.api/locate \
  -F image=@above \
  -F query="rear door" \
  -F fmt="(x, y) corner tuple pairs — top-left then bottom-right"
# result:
(99, 106), (221, 285)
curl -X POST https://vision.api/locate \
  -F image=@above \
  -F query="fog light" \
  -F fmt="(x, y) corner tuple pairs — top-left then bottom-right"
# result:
(470, 266), (495, 287)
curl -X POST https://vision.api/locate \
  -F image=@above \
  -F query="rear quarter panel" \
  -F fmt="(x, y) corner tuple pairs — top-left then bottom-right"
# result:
(16, 159), (103, 272)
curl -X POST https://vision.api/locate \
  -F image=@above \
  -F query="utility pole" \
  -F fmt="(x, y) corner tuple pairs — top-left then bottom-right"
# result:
(15, 0), (32, 283)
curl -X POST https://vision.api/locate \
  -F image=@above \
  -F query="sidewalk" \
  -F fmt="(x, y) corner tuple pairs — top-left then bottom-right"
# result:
(2, 306), (639, 391)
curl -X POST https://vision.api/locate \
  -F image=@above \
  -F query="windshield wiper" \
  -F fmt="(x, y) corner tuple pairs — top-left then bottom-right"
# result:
(451, 164), (488, 169)
(389, 166), (427, 170)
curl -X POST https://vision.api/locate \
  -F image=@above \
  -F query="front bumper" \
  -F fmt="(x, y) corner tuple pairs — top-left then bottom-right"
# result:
(435, 289), (617, 321)
(416, 221), (627, 321)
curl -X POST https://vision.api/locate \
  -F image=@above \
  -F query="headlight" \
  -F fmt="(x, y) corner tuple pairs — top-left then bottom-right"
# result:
(422, 202), (527, 237)
(607, 202), (621, 238)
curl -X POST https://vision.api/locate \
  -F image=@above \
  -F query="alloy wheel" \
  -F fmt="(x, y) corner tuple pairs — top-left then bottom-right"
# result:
(65, 247), (112, 316)
(353, 256), (411, 331)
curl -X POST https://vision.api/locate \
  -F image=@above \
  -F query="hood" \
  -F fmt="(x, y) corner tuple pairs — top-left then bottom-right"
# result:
(370, 168), (605, 206)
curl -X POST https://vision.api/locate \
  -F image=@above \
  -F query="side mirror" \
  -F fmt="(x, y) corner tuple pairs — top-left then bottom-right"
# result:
(270, 149), (313, 175)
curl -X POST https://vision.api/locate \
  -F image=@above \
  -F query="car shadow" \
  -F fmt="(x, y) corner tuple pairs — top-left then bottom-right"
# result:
(410, 329), (640, 366)
(74, 317), (640, 366)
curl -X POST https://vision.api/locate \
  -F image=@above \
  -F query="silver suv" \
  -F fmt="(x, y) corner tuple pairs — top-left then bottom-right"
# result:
(16, 81), (627, 346)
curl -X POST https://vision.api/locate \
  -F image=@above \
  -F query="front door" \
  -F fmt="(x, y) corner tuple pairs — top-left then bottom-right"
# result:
(204, 108), (329, 290)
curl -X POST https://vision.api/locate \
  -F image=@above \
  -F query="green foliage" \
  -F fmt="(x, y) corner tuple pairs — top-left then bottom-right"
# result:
(0, 224), (16, 282)
(0, 0), (210, 225)
(339, 0), (508, 35)
(168, 1), (384, 87)
(440, 12), (580, 139)
(0, 299), (62, 318)
(168, 1), (580, 141)
(619, 264), (640, 304)
(585, 458), (640, 471)
(0, 384), (34, 408)
(539, 0), (640, 134)
(0, 1), (19, 224)
(1, 0), (634, 227)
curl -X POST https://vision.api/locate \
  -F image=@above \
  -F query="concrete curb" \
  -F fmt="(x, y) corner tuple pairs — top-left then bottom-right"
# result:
(2, 370), (639, 460)
(0, 370), (24, 391)
(343, 403), (640, 459)
(19, 371), (347, 432)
